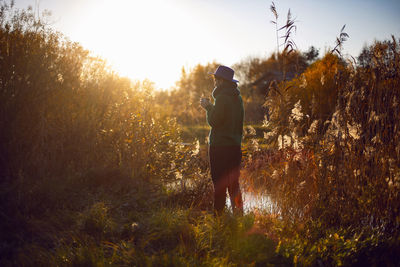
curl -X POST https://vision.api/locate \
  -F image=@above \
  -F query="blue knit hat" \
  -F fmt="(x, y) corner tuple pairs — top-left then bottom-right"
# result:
(209, 65), (238, 83)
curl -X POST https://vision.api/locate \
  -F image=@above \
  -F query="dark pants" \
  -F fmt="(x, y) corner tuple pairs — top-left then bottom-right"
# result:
(209, 146), (243, 215)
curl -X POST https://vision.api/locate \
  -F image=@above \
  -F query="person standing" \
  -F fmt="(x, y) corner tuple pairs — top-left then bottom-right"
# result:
(200, 65), (244, 215)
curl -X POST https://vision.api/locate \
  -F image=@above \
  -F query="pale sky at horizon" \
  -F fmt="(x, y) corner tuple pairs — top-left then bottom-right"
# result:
(12, 0), (400, 89)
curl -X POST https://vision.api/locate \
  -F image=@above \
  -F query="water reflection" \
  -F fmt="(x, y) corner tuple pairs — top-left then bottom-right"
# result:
(226, 191), (277, 214)
(168, 179), (278, 214)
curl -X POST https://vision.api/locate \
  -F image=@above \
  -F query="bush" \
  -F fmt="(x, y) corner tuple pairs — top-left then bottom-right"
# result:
(0, 3), (187, 263)
(245, 38), (400, 231)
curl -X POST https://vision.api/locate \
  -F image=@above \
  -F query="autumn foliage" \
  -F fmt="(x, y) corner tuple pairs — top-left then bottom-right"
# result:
(1, 1), (399, 265)
(245, 39), (400, 229)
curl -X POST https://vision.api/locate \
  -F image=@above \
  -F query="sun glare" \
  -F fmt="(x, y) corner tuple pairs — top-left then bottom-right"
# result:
(76, 0), (213, 89)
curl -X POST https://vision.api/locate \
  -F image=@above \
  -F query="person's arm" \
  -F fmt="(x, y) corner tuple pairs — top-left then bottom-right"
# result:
(206, 95), (227, 128)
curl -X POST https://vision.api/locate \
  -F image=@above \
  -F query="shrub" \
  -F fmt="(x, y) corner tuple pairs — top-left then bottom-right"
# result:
(245, 38), (400, 231)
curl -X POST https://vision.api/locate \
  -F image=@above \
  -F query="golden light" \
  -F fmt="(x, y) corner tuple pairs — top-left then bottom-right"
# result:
(74, 0), (215, 89)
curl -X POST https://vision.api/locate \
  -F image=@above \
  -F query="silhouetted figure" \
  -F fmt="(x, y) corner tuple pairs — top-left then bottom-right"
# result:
(200, 65), (244, 215)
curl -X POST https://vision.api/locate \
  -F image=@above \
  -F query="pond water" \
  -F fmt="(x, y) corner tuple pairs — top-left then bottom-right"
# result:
(226, 191), (277, 214)
(168, 179), (278, 214)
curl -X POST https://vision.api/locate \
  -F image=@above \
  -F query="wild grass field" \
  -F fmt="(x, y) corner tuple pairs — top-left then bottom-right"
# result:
(1, 1), (399, 266)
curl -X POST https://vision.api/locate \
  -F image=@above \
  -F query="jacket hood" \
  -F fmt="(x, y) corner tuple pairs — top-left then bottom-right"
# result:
(212, 84), (240, 99)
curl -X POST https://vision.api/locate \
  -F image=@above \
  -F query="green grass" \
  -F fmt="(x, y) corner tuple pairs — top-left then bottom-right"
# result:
(2, 120), (398, 266)
(180, 124), (210, 144)
(5, 170), (397, 266)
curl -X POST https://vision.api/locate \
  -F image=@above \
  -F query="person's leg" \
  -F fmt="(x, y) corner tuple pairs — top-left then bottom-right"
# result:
(227, 147), (243, 215)
(209, 146), (228, 215)
(228, 167), (243, 215)
(213, 180), (227, 215)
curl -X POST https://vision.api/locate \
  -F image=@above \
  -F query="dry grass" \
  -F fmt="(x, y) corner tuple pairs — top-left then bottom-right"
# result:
(244, 37), (400, 230)
(1, 2), (399, 265)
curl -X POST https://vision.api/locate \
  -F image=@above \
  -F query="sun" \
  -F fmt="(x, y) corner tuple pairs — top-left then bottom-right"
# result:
(75, 0), (212, 89)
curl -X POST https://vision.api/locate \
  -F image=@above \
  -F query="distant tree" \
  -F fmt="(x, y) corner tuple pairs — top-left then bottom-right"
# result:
(357, 37), (398, 70)
(164, 62), (219, 125)
(304, 46), (319, 62)
(265, 53), (349, 143)
(234, 50), (309, 124)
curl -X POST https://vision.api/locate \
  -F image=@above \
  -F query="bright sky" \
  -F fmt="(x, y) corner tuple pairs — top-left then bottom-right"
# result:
(14, 0), (400, 89)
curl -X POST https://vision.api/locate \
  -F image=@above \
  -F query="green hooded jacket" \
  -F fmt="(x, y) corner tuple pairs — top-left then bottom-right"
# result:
(205, 83), (244, 146)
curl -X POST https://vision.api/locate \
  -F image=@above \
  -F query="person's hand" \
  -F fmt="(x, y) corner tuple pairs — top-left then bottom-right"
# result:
(200, 97), (212, 110)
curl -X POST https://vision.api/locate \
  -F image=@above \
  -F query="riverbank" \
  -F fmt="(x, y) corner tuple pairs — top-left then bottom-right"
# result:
(2, 171), (398, 266)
